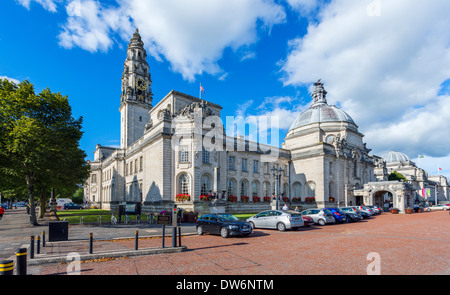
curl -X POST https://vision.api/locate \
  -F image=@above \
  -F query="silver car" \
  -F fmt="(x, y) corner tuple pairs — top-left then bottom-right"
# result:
(300, 208), (335, 225)
(246, 210), (304, 231)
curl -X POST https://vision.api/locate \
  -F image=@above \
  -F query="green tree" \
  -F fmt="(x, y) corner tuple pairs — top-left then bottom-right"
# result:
(388, 171), (407, 182)
(0, 79), (90, 224)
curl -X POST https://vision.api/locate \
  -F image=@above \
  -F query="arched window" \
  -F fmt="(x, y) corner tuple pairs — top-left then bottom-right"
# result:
(329, 181), (334, 199)
(200, 174), (210, 196)
(283, 183), (288, 197)
(227, 179), (236, 196)
(252, 181), (260, 197)
(263, 182), (271, 197)
(307, 181), (316, 198)
(178, 174), (190, 195)
(240, 179), (248, 197)
(293, 182), (302, 199)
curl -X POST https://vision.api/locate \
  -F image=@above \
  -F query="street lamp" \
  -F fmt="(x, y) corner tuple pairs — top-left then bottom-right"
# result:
(271, 165), (284, 210)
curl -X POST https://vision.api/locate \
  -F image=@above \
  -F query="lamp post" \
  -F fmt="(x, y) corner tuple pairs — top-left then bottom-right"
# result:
(271, 165), (284, 210)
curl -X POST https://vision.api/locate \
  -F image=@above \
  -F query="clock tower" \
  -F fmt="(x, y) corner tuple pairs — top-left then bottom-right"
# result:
(120, 28), (153, 149)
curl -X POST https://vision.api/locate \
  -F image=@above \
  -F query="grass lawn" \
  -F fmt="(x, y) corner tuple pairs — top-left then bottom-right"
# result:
(234, 213), (257, 220)
(56, 209), (150, 224)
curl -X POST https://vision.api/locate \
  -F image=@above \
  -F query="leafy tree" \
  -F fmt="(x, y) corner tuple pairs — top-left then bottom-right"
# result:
(0, 79), (90, 224)
(388, 171), (407, 182)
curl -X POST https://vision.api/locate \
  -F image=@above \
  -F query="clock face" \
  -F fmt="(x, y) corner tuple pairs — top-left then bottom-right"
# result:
(135, 77), (148, 91)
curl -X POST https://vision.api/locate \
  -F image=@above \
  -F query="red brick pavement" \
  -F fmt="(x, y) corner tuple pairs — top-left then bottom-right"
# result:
(37, 211), (449, 275)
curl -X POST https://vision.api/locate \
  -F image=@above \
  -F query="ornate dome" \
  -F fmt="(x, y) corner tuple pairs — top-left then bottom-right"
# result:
(288, 80), (356, 132)
(382, 151), (410, 163)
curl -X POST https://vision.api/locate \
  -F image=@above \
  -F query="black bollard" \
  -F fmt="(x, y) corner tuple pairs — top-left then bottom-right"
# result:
(42, 231), (46, 247)
(89, 233), (93, 254)
(29, 236), (35, 259)
(16, 248), (27, 275)
(36, 236), (41, 254)
(135, 230), (139, 250)
(0, 260), (14, 275)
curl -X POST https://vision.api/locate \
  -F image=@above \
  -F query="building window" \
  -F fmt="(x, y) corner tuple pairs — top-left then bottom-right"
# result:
(283, 183), (288, 197)
(353, 160), (358, 177)
(200, 174), (210, 196)
(263, 182), (271, 197)
(202, 148), (210, 164)
(252, 181), (259, 197)
(229, 156), (235, 170)
(179, 146), (190, 163)
(240, 179), (248, 197)
(242, 158), (247, 172)
(253, 160), (259, 173)
(307, 181), (316, 198)
(130, 161), (133, 174)
(264, 162), (269, 174)
(91, 174), (97, 184)
(293, 182), (302, 199)
(140, 156), (143, 171)
(179, 174), (190, 195)
(134, 159), (138, 173)
(227, 179), (236, 196)
(329, 181), (334, 199)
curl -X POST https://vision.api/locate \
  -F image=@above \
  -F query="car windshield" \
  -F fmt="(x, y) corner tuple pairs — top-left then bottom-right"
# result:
(217, 214), (239, 222)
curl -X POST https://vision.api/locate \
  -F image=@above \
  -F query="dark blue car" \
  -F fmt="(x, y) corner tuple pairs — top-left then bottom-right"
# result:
(324, 208), (347, 223)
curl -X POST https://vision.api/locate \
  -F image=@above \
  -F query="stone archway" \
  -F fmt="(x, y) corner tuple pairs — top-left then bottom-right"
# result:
(372, 190), (393, 211)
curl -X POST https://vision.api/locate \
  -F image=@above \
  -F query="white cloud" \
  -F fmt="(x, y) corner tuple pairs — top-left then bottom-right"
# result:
(58, 0), (132, 53)
(55, 0), (286, 80)
(0, 76), (21, 84)
(281, 0), (450, 160)
(17, 0), (60, 12)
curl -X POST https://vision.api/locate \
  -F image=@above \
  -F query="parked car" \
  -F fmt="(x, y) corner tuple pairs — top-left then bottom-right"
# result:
(63, 202), (83, 210)
(247, 210), (304, 231)
(324, 207), (347, 223)
(300, 208), (335, 226)
(367, 205), (382, 215)
(302, 215), (314, 227)
(196, 213), (252, 238)
(425, 204), (448, 211)
(354, 205), (374, 216)
(340, 207), (364, 220)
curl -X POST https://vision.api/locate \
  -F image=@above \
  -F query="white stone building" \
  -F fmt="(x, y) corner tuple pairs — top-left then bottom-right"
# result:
(83, 29), (449, 214)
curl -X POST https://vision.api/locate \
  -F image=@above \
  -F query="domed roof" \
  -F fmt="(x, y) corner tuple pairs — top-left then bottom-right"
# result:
(382, 151), (410, 163)
(288, 80), (356, 131)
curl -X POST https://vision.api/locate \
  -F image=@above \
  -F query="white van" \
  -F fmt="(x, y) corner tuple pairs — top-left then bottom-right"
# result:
(56, 198), (72, 210)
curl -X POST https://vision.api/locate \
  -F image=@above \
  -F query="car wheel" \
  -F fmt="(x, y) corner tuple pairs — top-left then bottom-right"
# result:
(249, 221), (255, 229)
(197, 226), (203, 235)
(277, 222), (286, 231)
(220, 227), (229, 238)
(318, 219), (326, 226)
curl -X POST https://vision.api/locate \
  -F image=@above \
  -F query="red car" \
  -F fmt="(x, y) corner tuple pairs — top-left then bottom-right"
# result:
(302, 216), (314, 227)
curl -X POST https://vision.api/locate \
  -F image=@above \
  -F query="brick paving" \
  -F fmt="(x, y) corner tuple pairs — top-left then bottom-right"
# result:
(35, 211), (449, 275)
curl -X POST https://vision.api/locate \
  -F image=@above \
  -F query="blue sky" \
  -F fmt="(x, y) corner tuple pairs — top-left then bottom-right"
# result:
(1, 0), (450, 179)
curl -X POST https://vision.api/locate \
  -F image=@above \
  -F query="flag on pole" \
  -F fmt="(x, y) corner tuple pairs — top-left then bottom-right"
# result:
(439, 167), (443, 170)
(418, 154), (424, 158)
(199, 83), (205, 99)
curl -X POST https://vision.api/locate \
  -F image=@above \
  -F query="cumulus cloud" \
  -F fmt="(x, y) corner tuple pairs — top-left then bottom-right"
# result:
(17, 0), (61, 12)
(55, 0), (286, 80)
(281, 0), (450, 159)
(0, 76), (21, 84)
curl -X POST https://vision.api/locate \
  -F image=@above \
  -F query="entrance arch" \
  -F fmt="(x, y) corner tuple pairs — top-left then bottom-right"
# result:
(372, 190), (393, 211)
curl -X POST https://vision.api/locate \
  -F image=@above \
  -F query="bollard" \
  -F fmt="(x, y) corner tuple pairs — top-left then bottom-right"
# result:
(135, 230), (139, 250)
(0, 260), (14, 275)
(30, 236), (35, 259)
(89, 233), (93, 254)
(42, 231), (46, 247)
(36, 235), (41, 254)
(16, 248), (27, 275)
(98, 215), (101, 226)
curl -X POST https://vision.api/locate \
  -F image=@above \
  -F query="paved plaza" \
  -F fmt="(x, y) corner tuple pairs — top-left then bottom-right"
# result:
(22, 210), (450, 276)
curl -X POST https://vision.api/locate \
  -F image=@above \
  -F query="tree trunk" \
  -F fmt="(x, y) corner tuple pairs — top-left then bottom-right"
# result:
(26, 176), (38, 226)
(38, 190), (47, 219)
